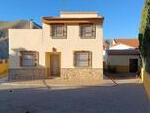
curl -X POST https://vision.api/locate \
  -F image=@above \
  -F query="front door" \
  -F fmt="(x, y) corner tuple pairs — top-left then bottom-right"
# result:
(50, 53), (60, 77)
(129, 59), (138, 73)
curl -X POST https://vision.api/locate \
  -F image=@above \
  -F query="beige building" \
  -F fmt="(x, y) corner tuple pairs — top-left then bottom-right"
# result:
(9, 12), (104, 81)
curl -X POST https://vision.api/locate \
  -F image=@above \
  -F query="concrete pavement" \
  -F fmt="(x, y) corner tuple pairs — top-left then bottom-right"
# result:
(0, 78), (149, 113)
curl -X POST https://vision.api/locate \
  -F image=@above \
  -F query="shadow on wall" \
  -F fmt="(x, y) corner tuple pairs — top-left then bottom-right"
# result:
(9, 48), (48, 81)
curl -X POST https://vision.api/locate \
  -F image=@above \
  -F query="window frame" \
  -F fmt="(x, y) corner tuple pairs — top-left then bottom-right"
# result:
(20, 51), (39, 67)
(74, 51), (92, 68)
(50, 24), (67, 39)
(79, 24), (96, 39)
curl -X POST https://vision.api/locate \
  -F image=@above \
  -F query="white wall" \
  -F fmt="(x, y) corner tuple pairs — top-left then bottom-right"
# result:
(107, 55), (140, 66)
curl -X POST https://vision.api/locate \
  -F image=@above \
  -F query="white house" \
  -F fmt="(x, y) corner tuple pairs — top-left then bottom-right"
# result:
(106, 39), (140, 73)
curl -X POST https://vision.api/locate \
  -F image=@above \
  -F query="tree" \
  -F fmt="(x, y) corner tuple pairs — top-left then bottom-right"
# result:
(139, 0), (150, 73)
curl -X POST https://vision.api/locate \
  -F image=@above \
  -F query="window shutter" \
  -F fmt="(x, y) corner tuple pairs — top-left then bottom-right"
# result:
(20, 54), (23, 67)
(79, 25), (82, 37)
(63, 25), (67, 37)
(74, 52), (77, 67)
(50, 25), (53, 36)
(89, 52), (92, 67)
(92, 24), (96, 37)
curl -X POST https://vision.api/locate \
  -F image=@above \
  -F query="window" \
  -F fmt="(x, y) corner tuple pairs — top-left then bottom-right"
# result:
(20, 51), (39, 67)
(74, 51), (92, 67)
(80, 24), (96, 38)
(51, 24), (67, 38)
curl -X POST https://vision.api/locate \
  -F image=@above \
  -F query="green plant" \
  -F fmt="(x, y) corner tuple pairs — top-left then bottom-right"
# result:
(139, 0), (150, 73)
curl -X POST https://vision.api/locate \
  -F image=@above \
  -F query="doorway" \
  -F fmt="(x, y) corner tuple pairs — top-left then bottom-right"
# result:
(50, 53), (61, 77)
(129, 59), (138, 73)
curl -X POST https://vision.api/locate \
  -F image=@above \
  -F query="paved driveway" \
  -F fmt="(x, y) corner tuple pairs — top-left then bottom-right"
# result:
(0, 79), (149, 113)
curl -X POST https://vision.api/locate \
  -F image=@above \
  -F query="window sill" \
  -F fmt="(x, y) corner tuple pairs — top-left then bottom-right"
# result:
(80, 37), (96, 39)
(51, 36), (67, 39)
(74, 66), (92, 69)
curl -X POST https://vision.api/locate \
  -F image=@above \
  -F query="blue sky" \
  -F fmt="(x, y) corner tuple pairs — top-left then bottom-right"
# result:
(0, 0), (144, 39)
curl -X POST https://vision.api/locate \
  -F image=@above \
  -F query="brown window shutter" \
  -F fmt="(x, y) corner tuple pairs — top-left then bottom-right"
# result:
(20, 55), (23, 67)
(79, 25), (82, 37)
(92, 24), (96, 37)
(50, 25), (53, 36)
(63, 25), (67, 37)
(35, 52), (39, 66)
(87, 52), (92, 67)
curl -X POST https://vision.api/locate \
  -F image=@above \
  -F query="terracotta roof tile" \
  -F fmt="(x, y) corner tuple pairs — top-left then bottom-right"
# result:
(114, 39), (139, 48)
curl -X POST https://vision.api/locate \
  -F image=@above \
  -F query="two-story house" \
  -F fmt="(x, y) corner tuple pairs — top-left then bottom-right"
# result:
(9, 12), (104, 81)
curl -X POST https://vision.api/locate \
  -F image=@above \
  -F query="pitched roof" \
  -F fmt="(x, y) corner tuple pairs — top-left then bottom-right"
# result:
(113, 39), (139, 48)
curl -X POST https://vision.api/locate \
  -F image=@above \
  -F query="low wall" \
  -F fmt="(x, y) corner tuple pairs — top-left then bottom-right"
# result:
(9, 68), (47, 81)
(61, 68), (103, 81)
(143, 72), (150, 100)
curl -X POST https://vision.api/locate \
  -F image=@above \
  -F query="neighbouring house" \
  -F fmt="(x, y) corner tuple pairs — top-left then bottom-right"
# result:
(0, 20), (41, 59)
(9, 12), (104, 81)
(106, 38), (140, 73)
(0, 20), (41, 76)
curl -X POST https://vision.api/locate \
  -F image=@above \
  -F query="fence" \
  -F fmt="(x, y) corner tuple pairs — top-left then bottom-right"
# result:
(0, 59), (8, 76)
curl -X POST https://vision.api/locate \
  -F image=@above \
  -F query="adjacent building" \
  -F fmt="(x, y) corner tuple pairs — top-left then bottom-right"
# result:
(9, 12), (104, 81)
(106, 39), (140, 73)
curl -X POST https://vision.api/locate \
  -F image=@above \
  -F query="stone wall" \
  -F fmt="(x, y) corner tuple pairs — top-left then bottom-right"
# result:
(61, 68), (103, 81)
(9, 68), (47, 81)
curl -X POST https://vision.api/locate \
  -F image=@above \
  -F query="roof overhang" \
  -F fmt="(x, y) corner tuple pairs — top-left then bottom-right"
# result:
(106, 49), (140, 56)
(42, 17), (104, 24)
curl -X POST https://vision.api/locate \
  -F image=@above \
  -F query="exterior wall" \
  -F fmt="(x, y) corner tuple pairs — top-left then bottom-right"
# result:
(9, 14), (103, 80)
(60, 12), (99, 18)
(9, 29), (45, 80)
(9, 29), (43, 68)
(42, 23), (103, 69)
(107, 55), (140, 66)
(106, 55), (140, 72)
(143, 72), (150, 101)
(61, 68), (103, 81)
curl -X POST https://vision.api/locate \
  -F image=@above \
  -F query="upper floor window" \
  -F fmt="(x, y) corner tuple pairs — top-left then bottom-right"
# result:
(80, 24), (96, 39)
(20, 51), (39, 67)
(51, 24), (67, 39)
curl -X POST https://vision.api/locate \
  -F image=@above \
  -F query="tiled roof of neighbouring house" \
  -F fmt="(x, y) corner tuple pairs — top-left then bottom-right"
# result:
(113, 39), (139, 48)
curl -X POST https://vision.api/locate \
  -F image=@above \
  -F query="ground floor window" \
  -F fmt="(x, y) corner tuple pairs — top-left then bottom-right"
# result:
(20, 51), (39, 67)
(74, 51), (92, 67)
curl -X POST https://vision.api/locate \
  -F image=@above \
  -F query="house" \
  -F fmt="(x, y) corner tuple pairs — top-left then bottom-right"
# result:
(0, 20), (41, 59)
(106, 38), (140, 73)
(9, 12), (104, 81)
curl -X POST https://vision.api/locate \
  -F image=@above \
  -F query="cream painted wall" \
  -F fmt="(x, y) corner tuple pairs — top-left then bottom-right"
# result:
(60, 12), (100, 18)
(42, 23), (103, 68)
(9, 29), (43, 68)
(107, 55), (140, 66)
(9, 18), (103, 69)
